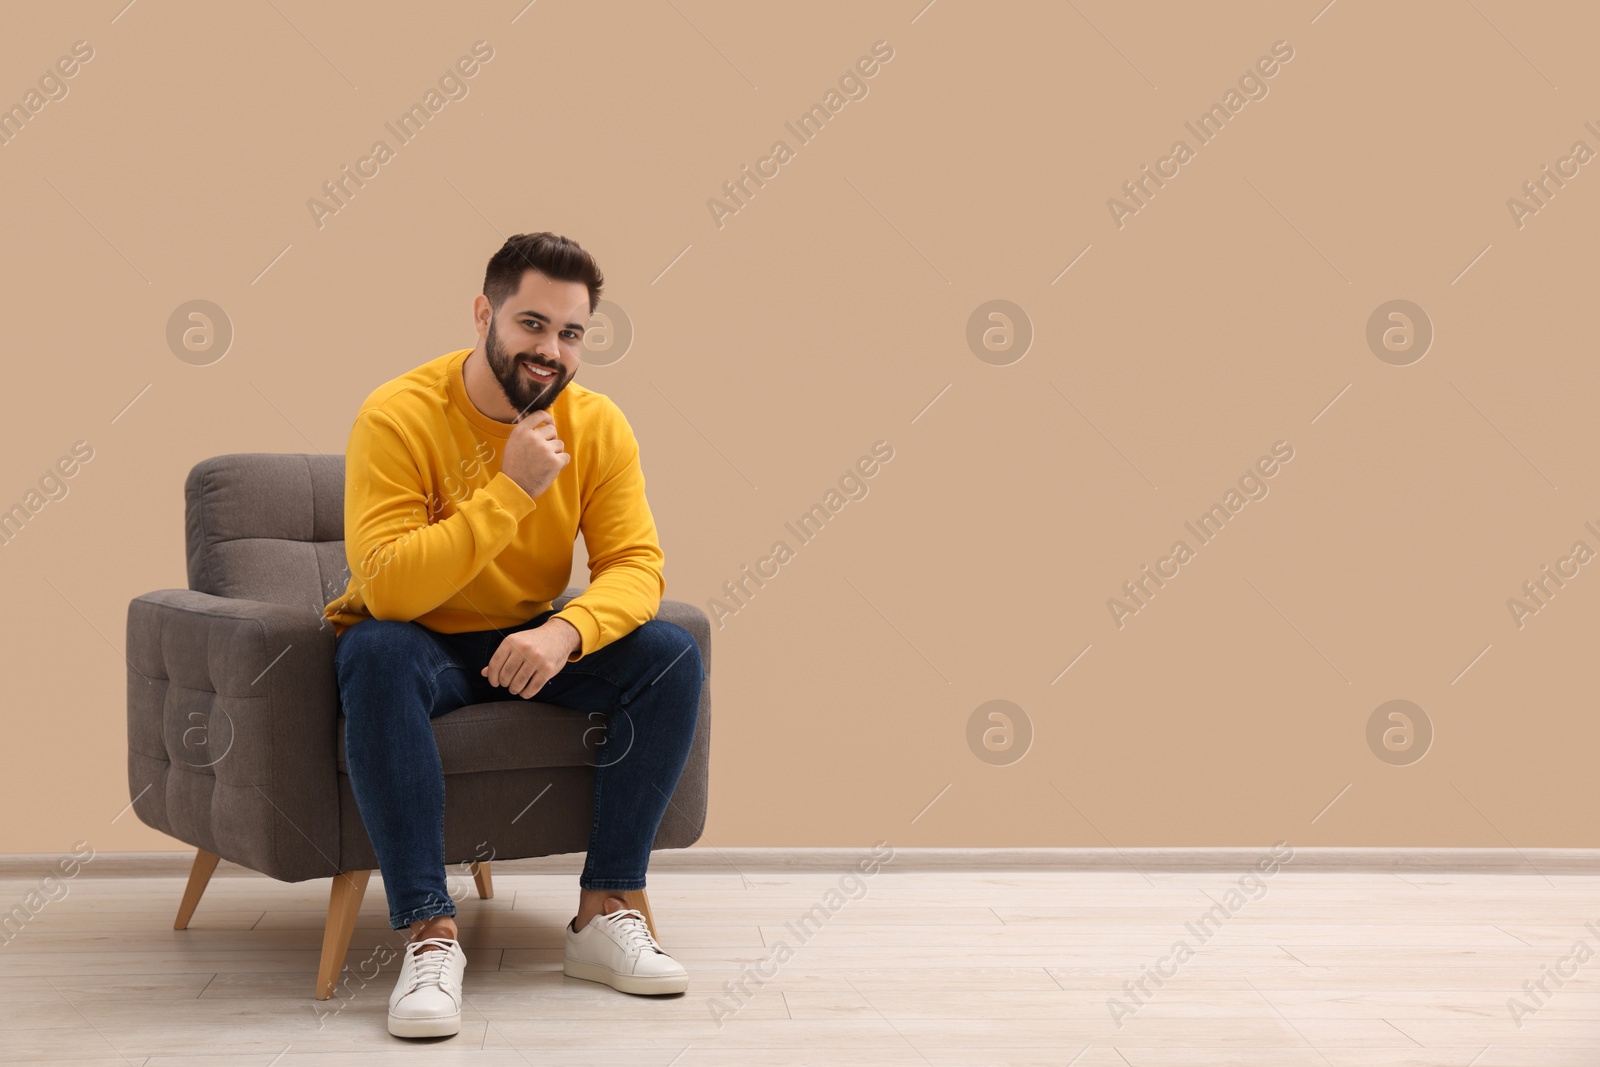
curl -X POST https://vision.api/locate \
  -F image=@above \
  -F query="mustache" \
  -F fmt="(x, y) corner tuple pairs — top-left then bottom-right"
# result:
(508, 357), (563, 418)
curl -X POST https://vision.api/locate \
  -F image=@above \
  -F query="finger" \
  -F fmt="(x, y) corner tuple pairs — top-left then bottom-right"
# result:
(505, 656), (536, 694)
(484, 644), (510, 687)
(512, 659), (542, 697)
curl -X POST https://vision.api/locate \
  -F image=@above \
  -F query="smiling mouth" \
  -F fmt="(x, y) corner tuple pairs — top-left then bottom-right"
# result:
(522, 362), (557, 383)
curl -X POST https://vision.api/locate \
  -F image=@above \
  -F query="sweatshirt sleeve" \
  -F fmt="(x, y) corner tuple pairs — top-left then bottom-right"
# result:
(344, 407), (537, 622)
(551, 401), (665, 662)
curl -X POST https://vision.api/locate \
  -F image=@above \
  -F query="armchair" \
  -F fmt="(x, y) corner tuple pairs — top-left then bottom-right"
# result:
(124, 453), (712, 998)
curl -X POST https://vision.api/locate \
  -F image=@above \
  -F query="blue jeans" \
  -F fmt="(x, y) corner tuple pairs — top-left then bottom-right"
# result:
(333, 608), (703, 930)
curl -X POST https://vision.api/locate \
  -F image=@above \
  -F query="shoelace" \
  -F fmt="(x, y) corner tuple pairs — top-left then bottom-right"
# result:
(402, 937), (460, 996)
(598, 908), (663, 955)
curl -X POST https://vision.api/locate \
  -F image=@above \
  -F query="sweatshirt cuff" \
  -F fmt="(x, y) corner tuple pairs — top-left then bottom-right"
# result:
(552, 604), (599, 662)
(483, 470), (537, 521)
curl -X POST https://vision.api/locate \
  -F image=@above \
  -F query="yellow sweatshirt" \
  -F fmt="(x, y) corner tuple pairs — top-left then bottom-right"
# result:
(322, 347), (664, 662)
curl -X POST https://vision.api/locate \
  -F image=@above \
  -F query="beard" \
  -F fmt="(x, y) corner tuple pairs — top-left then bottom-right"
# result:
(484, 315), (571, 416)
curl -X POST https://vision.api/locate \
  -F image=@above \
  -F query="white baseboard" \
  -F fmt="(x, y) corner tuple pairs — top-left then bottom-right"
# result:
(2, 846), (1598, 878)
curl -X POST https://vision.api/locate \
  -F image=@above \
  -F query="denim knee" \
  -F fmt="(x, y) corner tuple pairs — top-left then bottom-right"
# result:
(335, 619), (436, 687)
(642, 620), (703, 689)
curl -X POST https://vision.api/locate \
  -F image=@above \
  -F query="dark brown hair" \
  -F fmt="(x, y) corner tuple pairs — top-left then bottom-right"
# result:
(483, 232), (604, 315)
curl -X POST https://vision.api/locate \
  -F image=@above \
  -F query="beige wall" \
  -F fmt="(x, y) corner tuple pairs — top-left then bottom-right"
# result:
(2, 1), (1596, 854)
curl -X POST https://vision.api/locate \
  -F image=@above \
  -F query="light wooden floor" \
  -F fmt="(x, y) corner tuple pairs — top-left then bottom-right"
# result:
(2, 862), (1598, 1065)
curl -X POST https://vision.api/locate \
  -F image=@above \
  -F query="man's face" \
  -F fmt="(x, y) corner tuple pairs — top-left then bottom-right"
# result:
(482, 270), (591, 416)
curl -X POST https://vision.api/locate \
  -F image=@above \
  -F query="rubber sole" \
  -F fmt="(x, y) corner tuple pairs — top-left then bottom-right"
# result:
(388, 1011), (462, 1038)
(563, 956), (689, 994)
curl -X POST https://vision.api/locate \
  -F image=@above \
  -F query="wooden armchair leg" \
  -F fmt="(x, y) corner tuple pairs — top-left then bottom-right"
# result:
(315, 870), (372, 1001)
(173, 848), (221, 930)
(618, 887), (659, 945)
(470, 860), (493, 899)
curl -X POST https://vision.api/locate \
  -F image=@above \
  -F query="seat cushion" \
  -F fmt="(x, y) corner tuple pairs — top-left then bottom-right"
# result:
(336, 699), (604, 775)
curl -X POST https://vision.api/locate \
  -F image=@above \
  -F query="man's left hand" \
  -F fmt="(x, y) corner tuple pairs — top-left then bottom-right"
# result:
(483, 617), (582, 698)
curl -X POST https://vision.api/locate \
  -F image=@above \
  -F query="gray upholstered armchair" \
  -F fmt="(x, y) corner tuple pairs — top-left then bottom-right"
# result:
(124, 453), (712, 999)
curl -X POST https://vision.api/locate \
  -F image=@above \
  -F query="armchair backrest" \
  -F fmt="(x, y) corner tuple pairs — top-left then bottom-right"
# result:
(185, 453), (351, 615)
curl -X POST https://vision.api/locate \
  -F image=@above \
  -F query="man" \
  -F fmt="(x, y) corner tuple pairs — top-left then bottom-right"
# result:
(322, 232), (703, 1039)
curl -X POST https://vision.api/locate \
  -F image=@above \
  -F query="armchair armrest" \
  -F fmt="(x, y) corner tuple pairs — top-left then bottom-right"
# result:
(654, 599), (711, 679)
(555, 585), (712, 844)
(646, 597), (712, 843)
(552, 585), (712, 679)
(127, 589), (342, 883)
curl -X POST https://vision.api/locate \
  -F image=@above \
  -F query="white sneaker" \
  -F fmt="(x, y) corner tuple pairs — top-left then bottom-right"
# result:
(388, 937), (466, 1038)
(564, 907), (688, 994)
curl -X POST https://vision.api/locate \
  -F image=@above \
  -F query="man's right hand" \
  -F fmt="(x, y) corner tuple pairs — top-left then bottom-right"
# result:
(502, 409), (570, 500)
